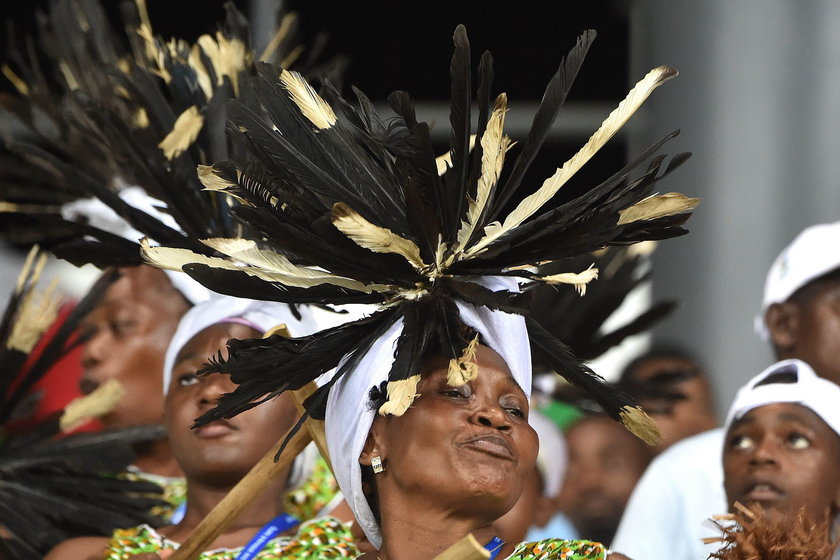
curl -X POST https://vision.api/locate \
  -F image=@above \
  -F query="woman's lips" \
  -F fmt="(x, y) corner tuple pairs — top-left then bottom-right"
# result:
(459, 434), (515, 461)
(194, 419), (237, 439)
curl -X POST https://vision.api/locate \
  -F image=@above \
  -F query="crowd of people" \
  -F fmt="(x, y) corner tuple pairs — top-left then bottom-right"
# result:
(0, 2), (838, 559)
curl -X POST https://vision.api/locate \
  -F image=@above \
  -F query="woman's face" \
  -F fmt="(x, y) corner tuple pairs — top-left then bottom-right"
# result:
(165, 323), (299, 487)
(363, 345), (538, 521)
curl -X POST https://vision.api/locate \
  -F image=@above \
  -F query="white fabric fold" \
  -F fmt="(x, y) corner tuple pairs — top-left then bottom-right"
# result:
(61, 185), (211, 304)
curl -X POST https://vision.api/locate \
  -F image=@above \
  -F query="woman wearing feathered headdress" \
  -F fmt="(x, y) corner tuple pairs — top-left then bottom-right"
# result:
(140, 21), (697, 559)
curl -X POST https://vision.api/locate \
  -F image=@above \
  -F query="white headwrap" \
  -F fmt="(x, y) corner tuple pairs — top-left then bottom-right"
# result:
(324, 276), (531, 548)
(724, 359), (840, 439)
(530, 410), (568, 498)
(162, 294), (326, 491)
(162, 295), (322, 394)
(61, 184), (211, 305)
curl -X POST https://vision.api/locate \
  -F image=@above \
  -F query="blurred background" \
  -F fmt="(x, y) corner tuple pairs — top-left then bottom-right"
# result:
(2, 0), (839, 420)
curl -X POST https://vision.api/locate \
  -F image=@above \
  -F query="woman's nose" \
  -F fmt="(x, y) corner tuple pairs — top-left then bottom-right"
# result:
(80, 328), (109, 370)
(470, 402), (511, 431)
(196, 373), (236, 406)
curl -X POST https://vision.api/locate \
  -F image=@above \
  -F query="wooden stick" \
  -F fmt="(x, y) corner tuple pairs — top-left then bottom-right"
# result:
(432, 534), (491, 560)
(168, 405), (313, 560)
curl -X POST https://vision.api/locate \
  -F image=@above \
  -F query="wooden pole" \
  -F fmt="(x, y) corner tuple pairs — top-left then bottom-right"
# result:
(432, 534), (491, 560)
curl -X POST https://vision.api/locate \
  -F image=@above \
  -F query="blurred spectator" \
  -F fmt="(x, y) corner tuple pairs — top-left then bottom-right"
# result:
(613, 221), (840, 560)
(495, 410), (574, 543)
(618, 346), (717, 454)
(557, 414), (651, 546)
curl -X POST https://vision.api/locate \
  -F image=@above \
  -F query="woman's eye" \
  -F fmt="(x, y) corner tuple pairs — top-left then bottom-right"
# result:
(441, 385), (471, 399)
(729, 434), (754, 450)
(505, 406), (525, 419)
(177, 373), (199, 387)
(110, 319), (136, 337)
(787, 433), (810, 449)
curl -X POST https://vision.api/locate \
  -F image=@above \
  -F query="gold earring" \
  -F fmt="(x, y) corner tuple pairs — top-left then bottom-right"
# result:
(371, 455), (385, 474)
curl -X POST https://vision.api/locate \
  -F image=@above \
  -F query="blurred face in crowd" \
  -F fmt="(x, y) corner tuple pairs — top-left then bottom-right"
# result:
(628, 355), (717, 453)
(80, 266), (190, 429)
(723, 402), (840, 522)
(766, 272), (840, 384)
(558, 415), (650, 546)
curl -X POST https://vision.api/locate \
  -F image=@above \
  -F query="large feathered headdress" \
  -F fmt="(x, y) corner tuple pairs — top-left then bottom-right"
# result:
(0, 0), (343, 270)
(0, 249), (166, 560)
(143, 26), (697, 444)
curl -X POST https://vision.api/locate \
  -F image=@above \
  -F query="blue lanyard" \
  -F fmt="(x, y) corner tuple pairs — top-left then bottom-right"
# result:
(485, 536), (505, 560)
(234, 513), (299, 560)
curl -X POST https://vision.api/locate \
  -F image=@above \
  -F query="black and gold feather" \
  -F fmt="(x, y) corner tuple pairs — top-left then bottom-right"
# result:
(0, 0), (344, 266)
(143, 26), (697, 444)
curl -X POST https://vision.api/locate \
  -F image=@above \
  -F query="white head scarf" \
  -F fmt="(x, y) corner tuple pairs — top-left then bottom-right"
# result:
(162, 294), (324, 490)
(724, 358), (840, 438)
(162, 295), (321, 394)
(324, 276), (531, 548)
(61, 184), (211, 304)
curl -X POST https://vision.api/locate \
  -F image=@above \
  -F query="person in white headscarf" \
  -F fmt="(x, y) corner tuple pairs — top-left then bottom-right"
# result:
(46, 295), (357, 560)
(324, 279), (630, 560)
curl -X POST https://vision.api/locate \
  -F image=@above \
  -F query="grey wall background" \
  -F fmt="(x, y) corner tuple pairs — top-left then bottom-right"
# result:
(629, 1), (840, 417)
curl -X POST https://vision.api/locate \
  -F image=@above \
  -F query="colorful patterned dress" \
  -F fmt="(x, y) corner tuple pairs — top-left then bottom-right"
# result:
(505, 539), (607, 559)
(122, 454), (340, 524)
(102, 517), (358, 559)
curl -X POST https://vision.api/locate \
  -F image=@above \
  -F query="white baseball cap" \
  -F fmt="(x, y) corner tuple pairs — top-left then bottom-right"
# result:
(724, 359), (840, 438)
(755, 221), (840, 340)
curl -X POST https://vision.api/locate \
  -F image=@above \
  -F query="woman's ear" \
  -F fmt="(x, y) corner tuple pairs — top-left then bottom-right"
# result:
(359, 415), (387, 466)
(765, 302), (799, 355)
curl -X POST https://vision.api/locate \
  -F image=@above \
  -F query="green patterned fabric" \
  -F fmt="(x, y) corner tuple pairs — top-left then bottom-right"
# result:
(103, 517), (358, 559)
(122, 452), (340, 524)
(120, 468), (186, 521)
(505, 538), (606, 559)
(284, 455), (341, 520)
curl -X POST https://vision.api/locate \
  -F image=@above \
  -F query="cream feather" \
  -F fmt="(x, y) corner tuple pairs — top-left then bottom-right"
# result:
(378, 375), (422, 416)
(60, 379), (125, 433)
(197, 164), (238, 192)
(1, 64), (29, 96)
(280, 70), (336, 130)
(465, 66), (678, 258)
(435, 135), (478, 176)
(619, 405), (662, 446)
(617, 192), (700, 225)
(159, 105), (205, 160)
(188, 43), (214, 101)
(200, 238), (385, 292)
(331, 202), (428, 271)
(454, 94), (509, 252)
(538, 264), (599, 295)
(142, 238), (387, 293)
(259, 12), (296, 62)
(8, 250), (61, 354)
(447, 335), (480, 386)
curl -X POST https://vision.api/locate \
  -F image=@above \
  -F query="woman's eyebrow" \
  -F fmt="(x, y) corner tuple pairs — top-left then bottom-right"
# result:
(173, 351), (202, 364)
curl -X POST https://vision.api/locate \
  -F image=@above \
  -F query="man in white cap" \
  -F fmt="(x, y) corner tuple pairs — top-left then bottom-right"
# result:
(611, 220), (840, 560)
